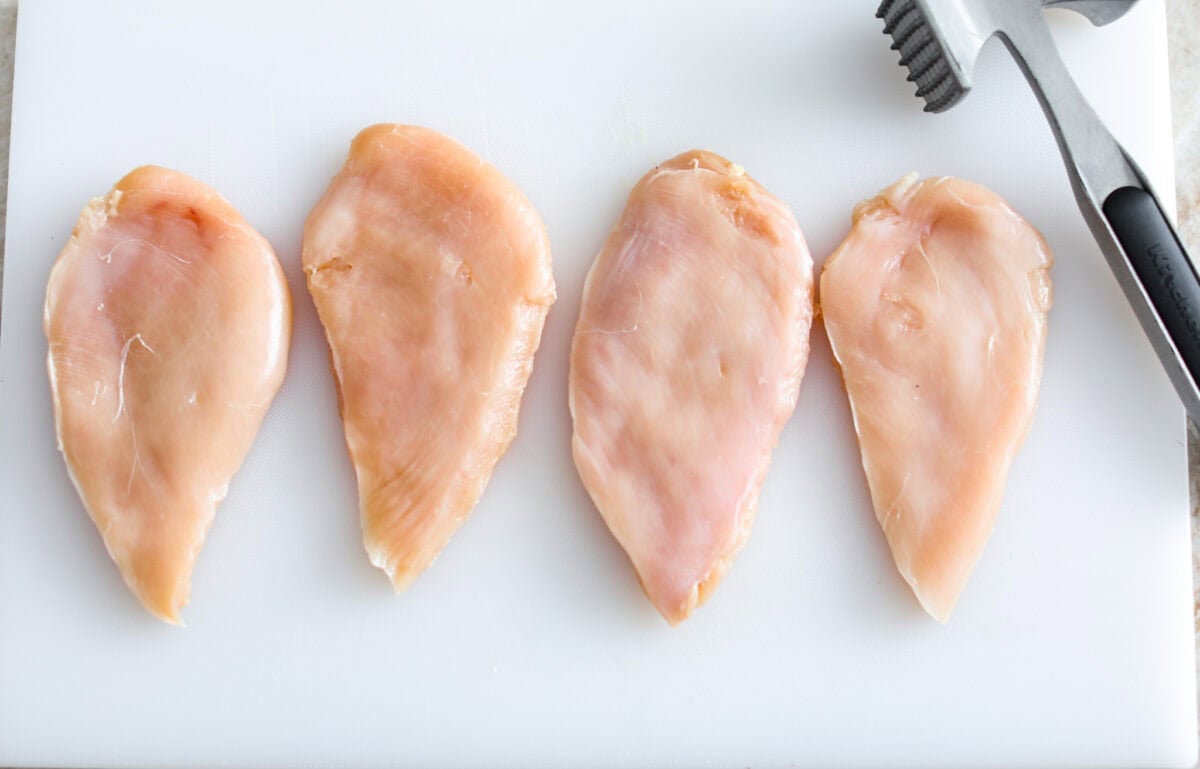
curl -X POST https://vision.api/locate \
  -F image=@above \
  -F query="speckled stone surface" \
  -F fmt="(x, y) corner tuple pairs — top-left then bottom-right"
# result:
(0, 0), (1196, 740)
(1167, 0), (1200, 705)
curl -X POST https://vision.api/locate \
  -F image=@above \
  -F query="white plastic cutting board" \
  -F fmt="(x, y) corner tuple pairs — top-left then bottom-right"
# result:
(0, 0), (1194, 767)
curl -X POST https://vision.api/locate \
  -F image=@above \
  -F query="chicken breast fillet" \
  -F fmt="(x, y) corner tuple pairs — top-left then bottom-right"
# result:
(303, 124), (555, 591)
(570, 150), (814, 624)
(820, 174), (1053, 622)
(45, 166), (292, 624)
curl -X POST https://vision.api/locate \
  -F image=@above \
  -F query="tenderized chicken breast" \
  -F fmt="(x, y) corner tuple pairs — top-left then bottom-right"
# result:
(44, 166), (292, 624)
(820, 174), (1053, 623)
(570, 150), (814, 625)
(303, 124), (555, 591)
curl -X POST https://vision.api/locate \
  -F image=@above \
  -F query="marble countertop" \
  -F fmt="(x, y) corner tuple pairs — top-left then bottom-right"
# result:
(0, 0), (1196, 745)
(1169, 1), (1200, 670)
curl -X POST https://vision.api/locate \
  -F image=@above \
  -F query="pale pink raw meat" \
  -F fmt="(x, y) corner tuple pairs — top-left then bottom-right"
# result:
(45, 166), (292, 623)
(570, 150), (814, 624)
(303, 124), (555, 591)
(820, 174), (1053, 622)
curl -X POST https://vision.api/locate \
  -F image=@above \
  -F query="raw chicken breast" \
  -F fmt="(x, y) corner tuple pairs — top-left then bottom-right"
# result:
(820, 174), (1053, 622)
(303, 124), (555, 590)
(45, 166), (291, 624)
(570, 150), (814, 624)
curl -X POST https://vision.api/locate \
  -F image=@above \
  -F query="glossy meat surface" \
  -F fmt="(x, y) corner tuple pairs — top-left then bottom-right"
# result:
(820, 174), (1053, 622)
(45, 166), (292, 623)
(570, 150), (814, 624)
(303, 124), (555, 590)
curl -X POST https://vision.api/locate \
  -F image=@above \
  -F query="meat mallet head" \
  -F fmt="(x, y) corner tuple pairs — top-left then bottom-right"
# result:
(876, 0), (1139, 113)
